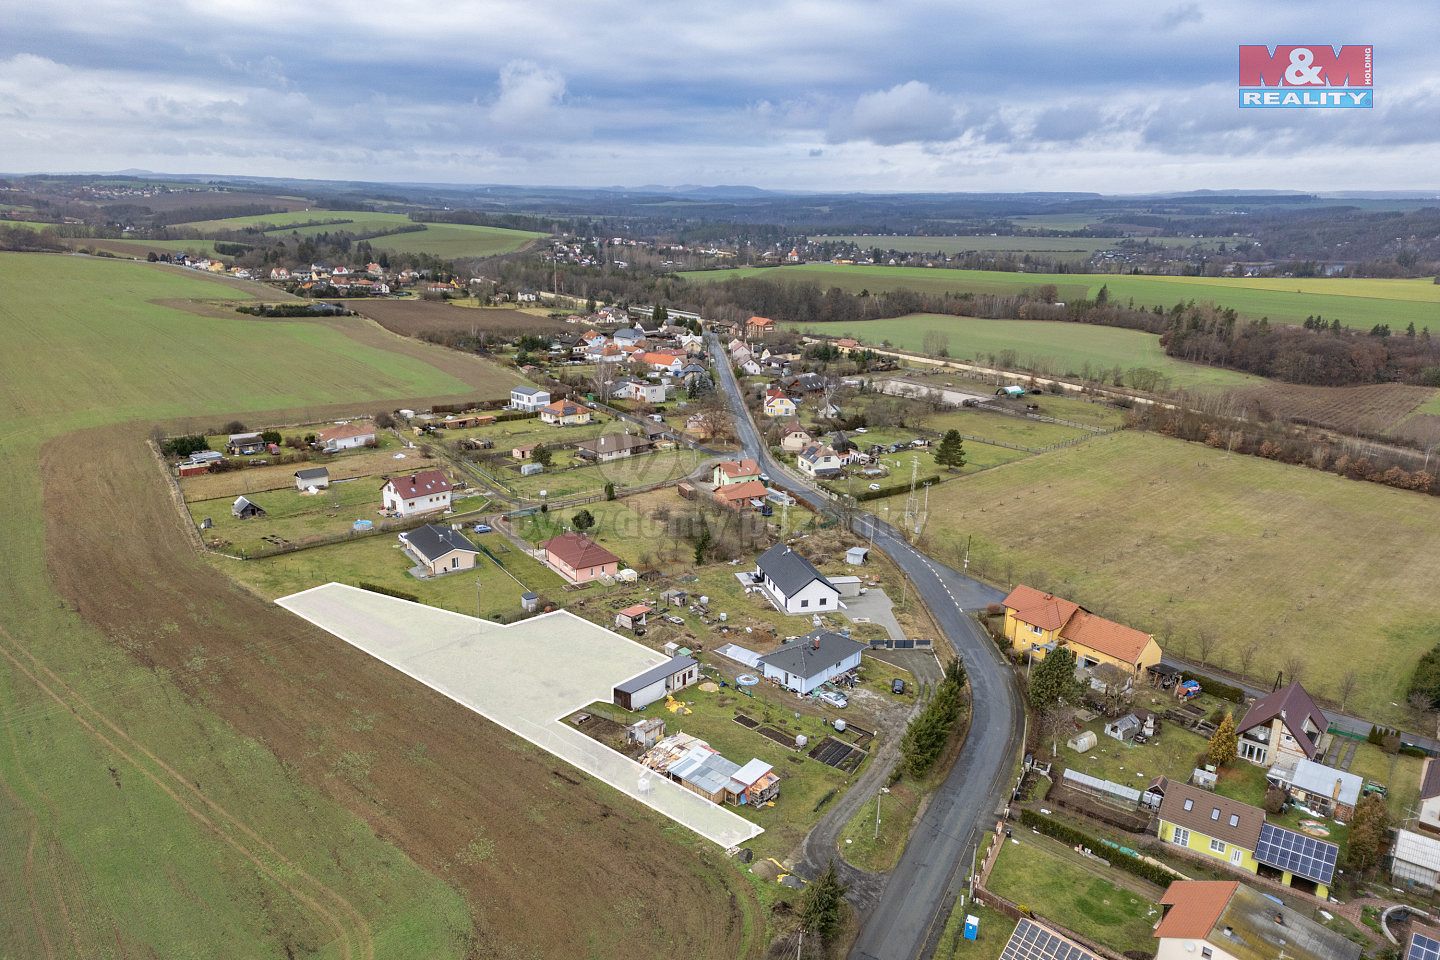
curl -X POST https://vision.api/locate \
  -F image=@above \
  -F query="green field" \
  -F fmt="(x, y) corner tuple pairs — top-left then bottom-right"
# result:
(175, 209), (545, 259)
(0, 253), (477, 956)
(812, 234), (1240, 265)
(681, 263), (1440, 329)
(893, 429), (1440, 722)
(802, 314), (1260, 389)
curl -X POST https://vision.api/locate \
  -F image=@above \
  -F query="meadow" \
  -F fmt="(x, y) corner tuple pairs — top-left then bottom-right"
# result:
(811, 234), (1240, 265)
(680, 263), (1440, 329)
(0, 252), (758, 958)
(890, 429), (1440, 722)
(174, 209), (545, 259)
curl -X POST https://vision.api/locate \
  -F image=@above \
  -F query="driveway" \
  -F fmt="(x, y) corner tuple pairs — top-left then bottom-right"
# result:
(841, 588), (908, 648)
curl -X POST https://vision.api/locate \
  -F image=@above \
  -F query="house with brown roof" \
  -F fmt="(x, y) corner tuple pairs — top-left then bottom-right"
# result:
(1417, 756), (1440, 833)
(713, 479), (769, 511)
(576, 433), (652, 462)
(1235, 682), (1327, 767)
(712, 459), (761, 487)
(1001, 584), (1162, 683)
(539, 532), (621, 584)
(1154, 880), (1359, 960)
(381, 470), (452, 518)
(539, 398), (592, 425)
(316, 421), (376, 451)
(745, 315), (775, 337)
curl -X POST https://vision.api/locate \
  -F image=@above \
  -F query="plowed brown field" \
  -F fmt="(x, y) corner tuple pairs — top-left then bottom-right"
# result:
(355, 300), (568, 341)
(1227, 381), (1437, 438)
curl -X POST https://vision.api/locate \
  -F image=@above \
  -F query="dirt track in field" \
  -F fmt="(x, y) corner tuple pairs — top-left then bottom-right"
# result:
(42, 422), (758, 959)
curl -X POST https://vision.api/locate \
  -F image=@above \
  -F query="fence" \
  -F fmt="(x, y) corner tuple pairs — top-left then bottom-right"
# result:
(216, 505), (492, 560)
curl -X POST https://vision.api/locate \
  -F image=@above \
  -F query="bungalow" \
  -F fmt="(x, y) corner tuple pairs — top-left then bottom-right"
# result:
(539, 532), (621, 584)
(713, 459), (762, 487)
(399, 524), (479, 577)
(753, 542), (839, 615)
(779, 423), (813, 453)
(1393, 829), (1440, 892)
(176, 460), (212, 477)
(226, 432), (267, 456)
(758, 629), (866, 695)
(294, 467), (330, 491)
(797, 444), (842, 479)
(746, 315), (775, 337)
(512, 443), (538, 460)
(231, 496), (266, 519)
(1000, 584), (1162, 684)
(1266, 757), (1362, 823)
(713, 479), (769, 511)
(576, 433), (652, 462)
(1154, 880), (1359, 960)
(762, 389), (797, 418)
(539, 399), (592, 425)
(509, 386), (551, 412)
(612, 654), (698, 710)
(640, 352), (685, 375)
(1235, 682), (1327, 767)
(381, 470), (452, 518)
(316, 421), (376, 451)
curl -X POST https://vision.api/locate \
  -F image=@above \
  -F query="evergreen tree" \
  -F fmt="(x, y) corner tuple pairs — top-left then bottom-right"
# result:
(571, 508), (595, 532)
(694, 523), (712, 565)
(531, 444), (553, 467)
(1346, 793), (1390, 873)
(1206, 712), (1238, 767)
(604, 482), (616, 501)
(799, 859), (848, 941)
(934, 430), (967, 470)
(1028, 647), (1084, 711)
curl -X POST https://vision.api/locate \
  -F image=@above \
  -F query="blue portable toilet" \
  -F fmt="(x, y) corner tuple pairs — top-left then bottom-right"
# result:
(964, 915), (979, 941)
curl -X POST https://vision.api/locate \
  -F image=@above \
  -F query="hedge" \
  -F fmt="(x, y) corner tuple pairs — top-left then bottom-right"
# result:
(1019, 809), (1177, 888)
(855, 475), (941, 502)
(356, 582), (420, 604)
(1186, 673), (1245, 703)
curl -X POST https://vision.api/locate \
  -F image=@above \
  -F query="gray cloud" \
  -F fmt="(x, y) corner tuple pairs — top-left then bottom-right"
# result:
(828, 81), (960, 146)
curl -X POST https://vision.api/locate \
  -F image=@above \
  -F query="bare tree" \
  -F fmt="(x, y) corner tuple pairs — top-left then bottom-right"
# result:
(1039, 703), (1074, 758)
(1282, 655), (1306, 687)
(1237, 642), (1259, 681)
(1337, 669), (1359, 711)
(1194, 626), (1215, 668)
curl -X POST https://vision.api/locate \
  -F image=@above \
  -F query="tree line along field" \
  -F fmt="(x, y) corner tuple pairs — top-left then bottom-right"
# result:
(809, 234), (1244, 264)
(0, 252), (759, 959)
(892, 429), (1440, 723)
(171, 209), (546, 259)
(679, 263), (1440, 329)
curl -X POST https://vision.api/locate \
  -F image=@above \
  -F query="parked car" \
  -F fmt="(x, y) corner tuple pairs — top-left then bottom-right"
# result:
(816, 690), (848, 708)
(473, 523), (493, 534)
(759, 472), (770, 483)
(855, 427), (868, 433)
(892, 678), (905, 695)
(869, 483), (882, 491)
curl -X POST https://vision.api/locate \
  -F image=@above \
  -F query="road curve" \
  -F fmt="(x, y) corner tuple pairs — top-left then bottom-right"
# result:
(707, 335), (1024, 959)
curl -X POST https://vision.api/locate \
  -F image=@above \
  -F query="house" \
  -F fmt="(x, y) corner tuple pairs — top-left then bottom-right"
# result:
(614, 604), (652, 632)
(231, 496), (266, 519)
(1265, 757), (1362, 822)
(641, 352), (685, 375)
(762, 389), (797, 418)
(746, 315), (775, 337)
(612, 654), (698, 710)
(753, 543), (840, 615)
(1235, 682), (1327, 767)
(1000, 920), (1100, 960)
(758, 629), (866, 695)
(399, 524), (479, 577)
(226, 432), (266, 455)
(1154, 880), (1360, 960)
(1407, 930), (1440, 960)
(741, 358), (765, 376)
(640, 733), (779, 805)
(316, 421), (376, 451)
(539, 399), (592, 425)
(294, 467), (330, 491)
(539, 532), (621, 584)
(713, 479), (769, 511)
(1155, 778), (1337, 897)
(1000, 584), (1162, 684)
(626, 379), (669, 404)
(509, 386), (551, 412)
(817, 402), (844, 420)
(780, 423), (813, 453)
(381, 470), (452, 517)
(713, 459), (762, 487)
(837, 337), (860, 351)
(1393, 829), (1440, 892)
(576, 433), (652, 462)
(1418, 757), (1440, 833)
(797, 444), (842, 478)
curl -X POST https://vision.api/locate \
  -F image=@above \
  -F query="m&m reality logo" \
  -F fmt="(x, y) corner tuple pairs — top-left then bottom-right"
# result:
(1238, 45), (1372, 108)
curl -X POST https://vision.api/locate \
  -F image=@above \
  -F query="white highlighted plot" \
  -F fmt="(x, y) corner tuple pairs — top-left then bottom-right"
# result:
(277, 583), (762, 848)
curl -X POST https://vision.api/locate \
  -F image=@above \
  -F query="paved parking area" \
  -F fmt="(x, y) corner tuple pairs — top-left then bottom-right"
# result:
(840, 588), (907, 646)
(278, 582), (762, 848)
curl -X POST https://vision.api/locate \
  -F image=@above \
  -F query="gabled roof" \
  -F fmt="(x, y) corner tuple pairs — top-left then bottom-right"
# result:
(295, 467), (329, 481)
(317, 421), (375, 443)
(1394, 828), (1440, 872)
(383, 470), (451, 499)
(1238, 682), (1327, 757)
(758, 630), (865, 679)
(756, 543), (835, 596)
(614, 655), (696, 695)
(1001, 584), (1080, 632)
(781, 421), (808, 435)
(540, 532), (620, 570)
(578, 433), (651, 455)
(402, 524), (478, 563)
(511, 385), (549, 397)
(799, 444), (838, 462)
(1060, 609), (1155, 665)
(717, 459), (761, 480)
(747, 315), (774, 327)
(1157, 881), (1360, 960)
(714, 479), (769, 503)
(1156, 881), (1237, 940)
(1422, 757), (1440, 802)
(1157, 779), (1264, 850)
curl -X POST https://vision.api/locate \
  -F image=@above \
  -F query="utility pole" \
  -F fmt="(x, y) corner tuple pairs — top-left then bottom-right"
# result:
(875, 787), (883, 839)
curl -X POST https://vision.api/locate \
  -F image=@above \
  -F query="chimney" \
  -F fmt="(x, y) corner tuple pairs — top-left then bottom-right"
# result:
(1274, 912), (1285, 926)
(813, 635), (820, 650)
(1334, 778), (1343, 800)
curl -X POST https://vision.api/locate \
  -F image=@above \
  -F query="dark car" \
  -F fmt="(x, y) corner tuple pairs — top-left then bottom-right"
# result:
(891, 678), (905, 695)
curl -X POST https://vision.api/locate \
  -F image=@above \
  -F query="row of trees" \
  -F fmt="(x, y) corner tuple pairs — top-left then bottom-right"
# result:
(899, 657), (969, 778)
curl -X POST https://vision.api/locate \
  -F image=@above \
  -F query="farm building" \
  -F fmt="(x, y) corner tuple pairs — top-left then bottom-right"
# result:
(381, 470), (452, 518)
(1067, 730), (1098, 753)
(294, 467), (330, 491)
(1236, 682), (1327, 767)
(757, 630), (865, 695)
(400, 524), (479, 577)
(509, 386), (551, 412)
(512, 444), (537, 460)
(1105, 714), (1141, 742)
(1154, 880), (1359, 960)
(176, 460), (211, 477)
(231, 496), (266, 519)
(612, 655), (698, 710)
(626, 717), (665, 748)
(845, 547), (870, 565)
(226, 432), (266, 455)
(539, 532), (621, 584)
(316, 421), (376, 451)
(753, 543), (839, 615)
(576, 433), (652, 462)
(1266, 757), (1362, 823)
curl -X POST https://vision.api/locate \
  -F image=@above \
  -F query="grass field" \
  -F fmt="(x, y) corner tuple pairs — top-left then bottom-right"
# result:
(174, 209), (545, 259)
(0, 252), (760, 958)
(681, 263), (1440, 329)
(896, 430), (1440, 722)
(812, 234), (1240, 265)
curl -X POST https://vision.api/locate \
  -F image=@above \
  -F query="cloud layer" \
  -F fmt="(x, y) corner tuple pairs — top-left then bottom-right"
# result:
(0, 1), (1432, 192)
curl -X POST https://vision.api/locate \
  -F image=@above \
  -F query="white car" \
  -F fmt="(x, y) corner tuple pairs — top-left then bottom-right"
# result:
(869, 483), (882, 491)
(855, 427), (868, 433)
(815, 690), (848, 708)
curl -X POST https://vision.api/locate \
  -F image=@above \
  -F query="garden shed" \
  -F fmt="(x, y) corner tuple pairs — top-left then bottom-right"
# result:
(1067, 730), (1098, 753)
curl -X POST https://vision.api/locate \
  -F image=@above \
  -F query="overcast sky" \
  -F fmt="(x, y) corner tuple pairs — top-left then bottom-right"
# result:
(1, 1), (1434, 194)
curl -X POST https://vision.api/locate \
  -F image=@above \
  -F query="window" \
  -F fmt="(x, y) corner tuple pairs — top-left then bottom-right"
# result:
(818, 598), (827, 607)
(801, 600), (809, 608)
(1209, 838), (1226, 854)
(1229, 814), (1240, 827)
(1172, 827), (1190, 847)
(1231, 848), (1244, 865)
(1202, 949), (1213, 959)
(1030, 624), (1043, 635)
(1183, 799), (1194, 811)
(1211, 808), (1221, 821)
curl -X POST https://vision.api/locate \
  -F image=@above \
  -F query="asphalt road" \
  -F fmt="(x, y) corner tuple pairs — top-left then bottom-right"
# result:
(708, 337), (1025, 959)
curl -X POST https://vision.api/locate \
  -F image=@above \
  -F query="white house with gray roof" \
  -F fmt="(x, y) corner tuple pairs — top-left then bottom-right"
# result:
(399, 524), (479, 577)
(758, 630), (866, 694)
(753, 542), (840, 614)
(509, 385), (551, 412)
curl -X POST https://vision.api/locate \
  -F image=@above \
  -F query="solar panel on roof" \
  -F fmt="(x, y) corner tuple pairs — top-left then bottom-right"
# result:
(1255, 822), (1338, 885)
(1000, 919), (1101, 960)
(1410, 933), (1440, 960)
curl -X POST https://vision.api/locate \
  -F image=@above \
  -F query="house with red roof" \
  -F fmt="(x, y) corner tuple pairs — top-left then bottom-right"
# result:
(1001, 584), (1162, 682)
(381, 470), (452, 518)
(746, 315), (775, 337)
(316, 420), (376, 451)
(1235, 682), (1327, 766)
(713, 479), (769, 511)
(539, 532), (621, 584)
(762, 389), (796, 418)
(539, 398), (592, 425)
(1154, 880), (1357, 960)
(712, 459), (761, 487)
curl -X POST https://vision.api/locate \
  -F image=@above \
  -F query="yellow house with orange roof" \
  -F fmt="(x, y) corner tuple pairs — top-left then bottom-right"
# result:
(1002, 584), (1162, 679)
